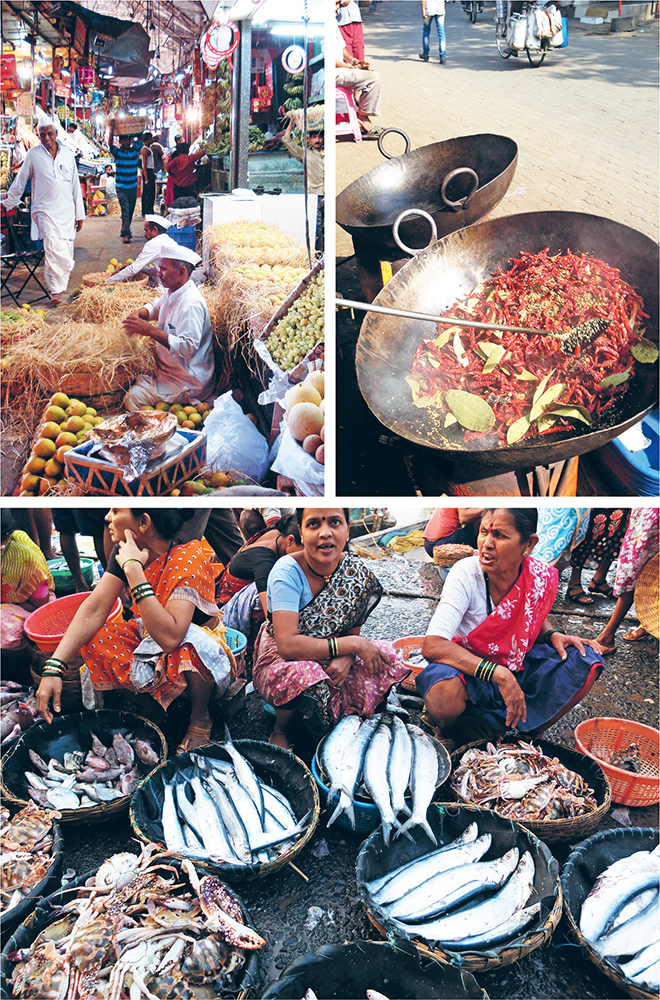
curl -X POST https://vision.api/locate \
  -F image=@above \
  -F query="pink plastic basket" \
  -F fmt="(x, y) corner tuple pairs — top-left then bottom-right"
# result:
(25, 592), (123, 653)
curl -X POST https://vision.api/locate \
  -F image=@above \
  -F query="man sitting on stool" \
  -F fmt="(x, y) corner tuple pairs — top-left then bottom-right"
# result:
(106, 215), (179, 287)
(122, 243), (214, 411)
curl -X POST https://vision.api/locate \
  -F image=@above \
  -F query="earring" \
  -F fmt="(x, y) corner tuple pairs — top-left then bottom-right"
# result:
(139, 525), (146, 534)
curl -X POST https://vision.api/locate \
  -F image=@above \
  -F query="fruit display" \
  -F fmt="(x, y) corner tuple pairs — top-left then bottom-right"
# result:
(19, 394), (107, 496)
(287, 369), (325, 465)
(264, 269), (324, 371)
(173, 470), (252, 496)
(139, 399), (212, 430)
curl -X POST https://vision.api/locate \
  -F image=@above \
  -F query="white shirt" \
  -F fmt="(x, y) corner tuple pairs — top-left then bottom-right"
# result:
(105, 232), (179, 284)
(144, 279), (214, 401)
(424, 0), (446, 15)
(426, 556), (489, 641)
(3, 141), (85, 241)
(337, 1), (362, 25)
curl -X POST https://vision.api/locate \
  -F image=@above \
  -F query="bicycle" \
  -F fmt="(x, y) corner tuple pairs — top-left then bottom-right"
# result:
(462, 1), (483, 23)
(496, 1), (559, 67)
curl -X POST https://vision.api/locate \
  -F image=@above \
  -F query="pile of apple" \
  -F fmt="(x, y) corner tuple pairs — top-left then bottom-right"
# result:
(286, 370), (325, 465)
(19, 393), (107, 496)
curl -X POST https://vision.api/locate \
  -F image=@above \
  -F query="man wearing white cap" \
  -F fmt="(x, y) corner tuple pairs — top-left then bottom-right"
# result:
(1, 119), (84, 306)
(106, 214), (178, 286)
(122, 243), (214, 411)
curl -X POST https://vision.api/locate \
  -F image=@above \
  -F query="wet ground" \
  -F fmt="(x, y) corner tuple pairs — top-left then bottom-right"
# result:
(7, 551), (657, 999)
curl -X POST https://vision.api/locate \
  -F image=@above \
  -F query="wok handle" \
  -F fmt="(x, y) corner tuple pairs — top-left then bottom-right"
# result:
(377, 128), (412, 159)
(440, 167), (479, 212)
(335, 297), (558, 337)
(392, 209), (438, 257)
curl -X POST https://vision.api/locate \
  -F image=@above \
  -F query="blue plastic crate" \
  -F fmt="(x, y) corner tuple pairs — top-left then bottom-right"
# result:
(169, 225), (197, 251)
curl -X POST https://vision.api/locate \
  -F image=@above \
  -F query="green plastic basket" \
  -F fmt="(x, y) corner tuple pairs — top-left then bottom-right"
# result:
(47, 557), (95, 597)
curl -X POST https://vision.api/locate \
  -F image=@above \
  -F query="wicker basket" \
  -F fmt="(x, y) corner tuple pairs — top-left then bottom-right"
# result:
(357, 802), (563, 973)
(634, 552), (659, 639)
(561, 827), (660, 1000)
(0, 710), (168, 825)
(433, 544), (475, 567)
(450, 738), (611, 843)
(35, 366), (133, 397)
(574, 717), (660, 807)
(130, 740), (320, 881)
(392, 635), (427, 692)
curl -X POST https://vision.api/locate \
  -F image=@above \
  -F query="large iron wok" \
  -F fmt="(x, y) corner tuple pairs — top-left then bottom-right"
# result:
(355, 212), (659, 469)
(337, 133), (518, 252)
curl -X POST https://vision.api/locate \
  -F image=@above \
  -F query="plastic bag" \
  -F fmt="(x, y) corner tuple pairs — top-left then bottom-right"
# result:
(203, 391), (270, 482)
(270, 424), (325, 488)
(527, 11), (543, 47)
(507, 13), (527, 49)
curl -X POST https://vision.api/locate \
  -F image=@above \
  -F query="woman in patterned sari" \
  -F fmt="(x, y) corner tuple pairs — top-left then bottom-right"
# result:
(252, 508), (409, 748)
(417, 509), (604, 750)
(36, 509), (234, 754)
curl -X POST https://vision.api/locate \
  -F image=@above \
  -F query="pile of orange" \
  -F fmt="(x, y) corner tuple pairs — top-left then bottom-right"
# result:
(19, 393), (107, 496)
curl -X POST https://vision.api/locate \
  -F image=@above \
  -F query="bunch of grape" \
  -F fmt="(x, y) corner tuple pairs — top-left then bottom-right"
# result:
(264, 270), (324, 371)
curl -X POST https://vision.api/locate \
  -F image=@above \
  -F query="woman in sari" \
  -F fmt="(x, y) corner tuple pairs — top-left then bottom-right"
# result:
(418, 508), (603, 749)
(1, 510), (55, 653)
(36, 508), (234, 754)
(252, 507), (409, 748)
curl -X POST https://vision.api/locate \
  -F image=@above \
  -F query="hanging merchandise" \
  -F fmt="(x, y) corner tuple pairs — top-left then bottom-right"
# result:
(200, 20), (239, 71)
(281, 45), (307, 75)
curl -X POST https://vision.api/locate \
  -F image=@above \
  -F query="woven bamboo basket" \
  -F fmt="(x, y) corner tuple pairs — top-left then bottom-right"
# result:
(433, 543), (476, 567)
(0, 711), (168, 826)
(450, 738), (611, 843)
(130, 740), (319, 881)
(0, 806), (64, 944)
(357, 802), (563, 974)
(35, 366), (133, 397)
(561, 826), (660, 1000)
(634, 552), (659, 638)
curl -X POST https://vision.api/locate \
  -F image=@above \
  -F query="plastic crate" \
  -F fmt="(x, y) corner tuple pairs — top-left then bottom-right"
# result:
(63, 430), (205, 497)
(169, 225), (197, 251)
(575, 717), (660, 807)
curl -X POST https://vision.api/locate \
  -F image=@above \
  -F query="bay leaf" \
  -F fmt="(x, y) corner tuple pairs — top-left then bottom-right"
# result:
(530, 383), (565, 421)
(537, 415), (558, 432)
(428, 356), (441, 369)
(547, 405), (592, 425)
(631, 340), (659, 364)
(599, 369), (631, 389)
(507, 414), (531, 444)
(513, 369), (538, 381)
(445, 389), (496, 431)
(532, 372), (552, 405)
(445, 412), (458, 427)
(483, 345), (506, 374)
(434, 329), (452, 349)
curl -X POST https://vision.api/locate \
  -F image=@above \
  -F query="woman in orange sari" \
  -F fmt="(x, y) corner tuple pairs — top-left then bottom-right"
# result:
(36, 508), (233, 754)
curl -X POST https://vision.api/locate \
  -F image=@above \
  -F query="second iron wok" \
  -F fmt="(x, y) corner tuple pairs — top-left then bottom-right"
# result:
(354, 211), (659, 469)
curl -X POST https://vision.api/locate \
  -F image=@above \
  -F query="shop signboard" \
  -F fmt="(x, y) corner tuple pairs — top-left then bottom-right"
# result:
(74, 16), (87, 57)
(0, 55), (20, 91)
(55, 81), (72, 98)
(163, 104), (176, 122)
(79, 67), (94, 86)
(16, 92), (34, 115)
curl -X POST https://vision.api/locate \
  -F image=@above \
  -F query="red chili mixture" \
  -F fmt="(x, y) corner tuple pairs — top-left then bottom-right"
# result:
(407, 249), (655, 447)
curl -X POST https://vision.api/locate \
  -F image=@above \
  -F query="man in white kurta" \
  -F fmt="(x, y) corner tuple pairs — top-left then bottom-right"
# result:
(122, 244), (215, 410)
(105, 215), (179, 287)
(1, 123), (85, 305)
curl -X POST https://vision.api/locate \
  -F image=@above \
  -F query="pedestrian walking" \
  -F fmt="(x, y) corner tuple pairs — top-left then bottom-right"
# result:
(0, 120), (84, 306)
(140, 131), (156, 216)
(420, 0), (447, 63)
(113, 133), (140, 244)
(336, 0), (365, 61)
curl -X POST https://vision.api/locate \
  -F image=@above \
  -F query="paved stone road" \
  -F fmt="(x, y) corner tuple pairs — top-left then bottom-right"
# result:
(335, 1), (659, 257)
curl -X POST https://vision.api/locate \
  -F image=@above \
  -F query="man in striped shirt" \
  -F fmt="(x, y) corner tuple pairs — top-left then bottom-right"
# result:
(113, 134), (140, 243)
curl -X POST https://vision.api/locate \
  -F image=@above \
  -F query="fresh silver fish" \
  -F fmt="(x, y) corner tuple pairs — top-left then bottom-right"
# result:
(174, 777), (206, 845)
(386, 847), (519, 921)
(609, 887), (657, 931)
(580, 849), (660, 942)
(369, 822), (481, 897)
(161, 783), (187, 853)
(262, 784), (298, 829)
(619, 940), (660, 982)
(25, 773), (50, 791)
(193, 774), (250, 863)
(46, 787), (80, 810)
(328, 716), (380, 830)
(452, 901), (542, 949)
(363, 721), (398, 846)
(321, 715), (362, 808)
(595, 894), (659, 957)
(397, 725), (439, 844)
(372, 831), (492, 907)
(390, 851), (535, 945)
(388, 715), (412, 820)
(215, 769), (266, 850)
(223, 726), (265, 822)
(627, 960), (660, 990)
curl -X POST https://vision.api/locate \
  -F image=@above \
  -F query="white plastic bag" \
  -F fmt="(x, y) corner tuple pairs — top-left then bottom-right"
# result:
(203, 391), (270, 482)
(527, 11), (542, 47)
(270, 424), (325, 487)
(507, 13), (527, 50)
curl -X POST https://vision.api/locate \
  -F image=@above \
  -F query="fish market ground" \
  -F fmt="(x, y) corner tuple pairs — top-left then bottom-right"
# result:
(46, 555), (658, 1000)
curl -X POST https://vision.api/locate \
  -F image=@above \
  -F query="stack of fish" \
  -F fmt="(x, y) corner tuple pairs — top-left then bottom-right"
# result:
(1, 682), (38, 745)
(320, 713), (441, 844)
(364, 821), (541, 950)
(157, 743), (311, 866)
(580, 844), (660, 991)
(22, 731), (160, 810)
(0, 802), (57, 917)
(451, 741), (598, 821)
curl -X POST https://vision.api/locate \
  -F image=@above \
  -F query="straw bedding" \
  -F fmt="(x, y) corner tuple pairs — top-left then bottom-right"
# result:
(69, 283), (160, 323)
(206, 221), (311, 269)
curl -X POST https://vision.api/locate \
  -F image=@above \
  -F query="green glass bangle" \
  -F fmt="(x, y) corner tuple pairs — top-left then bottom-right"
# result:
(134, 589), (155, 604)
(121, 558), (144, 571)
(45, 656), (66, 668)
(42, 670), (65, 678)
(543, 629), (561, 645)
